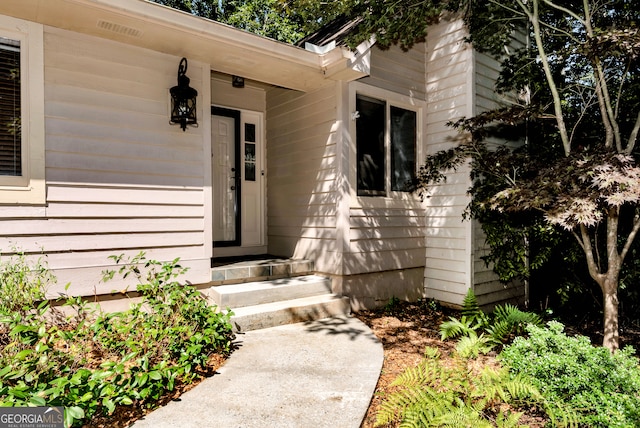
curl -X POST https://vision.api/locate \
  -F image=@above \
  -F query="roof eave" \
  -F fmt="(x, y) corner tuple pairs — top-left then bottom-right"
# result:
(0, 0), (363, 91)
(319, 37), (374, 82)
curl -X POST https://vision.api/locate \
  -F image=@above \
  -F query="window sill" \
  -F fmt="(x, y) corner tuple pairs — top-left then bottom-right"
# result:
(0, 180), (46, 205)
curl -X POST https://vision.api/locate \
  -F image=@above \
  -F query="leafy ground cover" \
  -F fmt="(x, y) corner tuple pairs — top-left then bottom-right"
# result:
(0, 252), (235, 427)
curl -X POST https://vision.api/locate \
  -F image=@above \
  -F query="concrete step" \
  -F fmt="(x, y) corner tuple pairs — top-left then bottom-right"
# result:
(208, 274), (331, 308)
(210, 258), (314, 285)
(228, 294), (351, 332)
(204, 266), (350, 332)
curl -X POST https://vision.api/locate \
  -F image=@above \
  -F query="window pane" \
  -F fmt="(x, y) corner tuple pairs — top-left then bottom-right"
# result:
(356, 95), (385, 196)
(0, 37), (20, 176)
(245, 143), (256, 181)
(390, 106), (416, 192)
(245, 123), (256, 142)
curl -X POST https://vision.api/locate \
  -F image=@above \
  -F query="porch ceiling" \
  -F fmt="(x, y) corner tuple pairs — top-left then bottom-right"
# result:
(0, 0), (360, 92)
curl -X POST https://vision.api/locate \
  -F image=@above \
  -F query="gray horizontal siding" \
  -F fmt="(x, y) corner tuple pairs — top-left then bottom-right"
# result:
(1, 26), (210, 297)
(266, 85), (340, 272)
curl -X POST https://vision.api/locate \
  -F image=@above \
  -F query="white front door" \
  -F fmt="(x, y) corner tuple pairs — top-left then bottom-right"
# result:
(211, 107), (265, 254)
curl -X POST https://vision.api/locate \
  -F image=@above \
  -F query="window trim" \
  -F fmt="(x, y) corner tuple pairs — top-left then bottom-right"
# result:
(0, 16), (45, 205)
(349, 82), (423, 202)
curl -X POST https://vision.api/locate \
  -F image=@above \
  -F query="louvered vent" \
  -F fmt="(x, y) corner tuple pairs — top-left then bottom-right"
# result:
(97, 20), (143, 38)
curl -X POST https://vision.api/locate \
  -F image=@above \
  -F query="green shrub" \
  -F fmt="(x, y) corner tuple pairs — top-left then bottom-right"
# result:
(0, 253), (86, 426)
(0, 252), (234, 427)
(0, 250), (54, 316)
(500, 321), (640, 427)
(94, 255), (234, 380)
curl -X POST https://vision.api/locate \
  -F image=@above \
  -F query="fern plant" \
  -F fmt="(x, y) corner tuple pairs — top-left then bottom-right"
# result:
(375, 346), (571, 427)
(440, 289), (543, 354)
(455, 331), (494, 358)
(439, 315), (484, 341)
(460, 287), (484, 322)
(486, 304), (542, 344)
(440, 289), (489, 341)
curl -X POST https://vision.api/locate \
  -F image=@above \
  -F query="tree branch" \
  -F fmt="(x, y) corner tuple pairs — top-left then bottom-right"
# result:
(538, 20), (582, 43)
(530, 0), (571, 155)
(542, 0), (585, 25)
(595, 228), (602, 272)
(620, 211), (640, 263)
(569, 84), (598, 144)
(571, 229), (585, 251)
(593, 74), (615, 149)
(614, 61), (631, 121)
(490, 0), (527, 19)
(580, 223), (603, 283)
(626, 110), (640, 154)
(595, 62), (622, 151)
(583, 0), (620, 151)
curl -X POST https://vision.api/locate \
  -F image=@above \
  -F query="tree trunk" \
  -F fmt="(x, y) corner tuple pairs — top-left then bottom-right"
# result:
(599, 207), (621, 352)
(581, 212), (622, 352)
(601, 277), (620, 352)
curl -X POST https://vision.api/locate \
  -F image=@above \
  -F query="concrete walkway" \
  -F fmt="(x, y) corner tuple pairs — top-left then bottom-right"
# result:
(131, 316), (383, 428)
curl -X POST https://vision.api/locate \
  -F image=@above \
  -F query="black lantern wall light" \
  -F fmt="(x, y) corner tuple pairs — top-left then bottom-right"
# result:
(170, 57), (198, 131)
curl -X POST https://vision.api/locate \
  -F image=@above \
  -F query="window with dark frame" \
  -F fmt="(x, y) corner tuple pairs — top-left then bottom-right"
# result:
(356, 93), (417, 196)
(0, 37), (20, 177)
(356, 95), (386, 196)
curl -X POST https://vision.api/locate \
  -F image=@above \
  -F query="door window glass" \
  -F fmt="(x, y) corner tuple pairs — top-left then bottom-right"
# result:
(245, 143), (256, 182)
